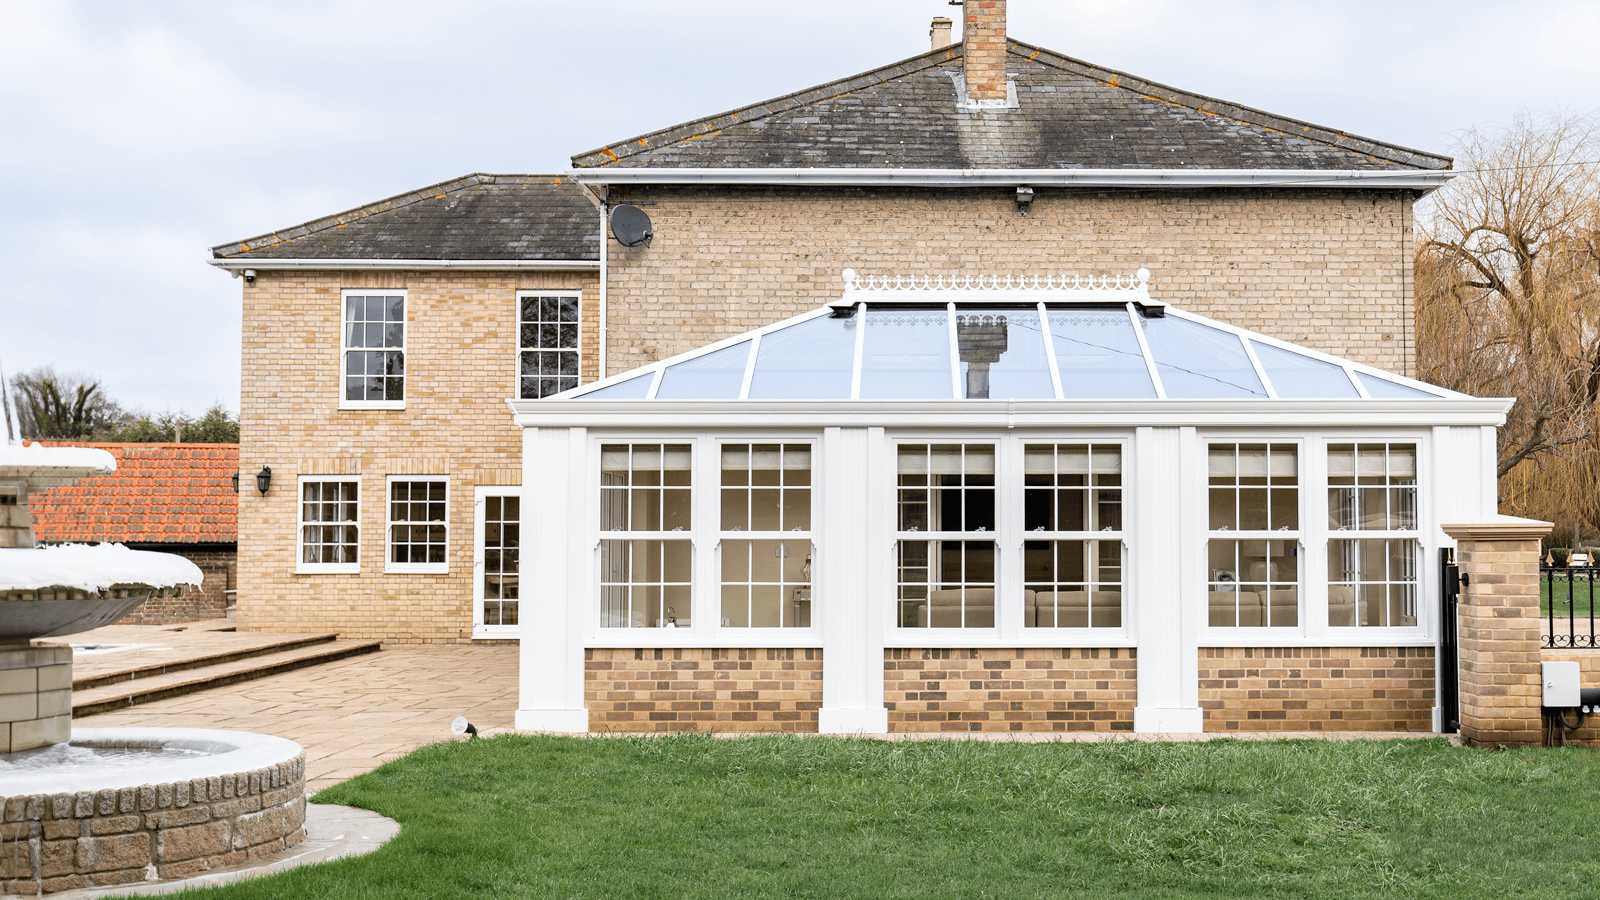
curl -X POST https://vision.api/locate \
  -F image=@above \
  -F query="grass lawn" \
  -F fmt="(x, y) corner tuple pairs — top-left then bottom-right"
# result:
(1540, 571), (1600, 617)
(161, 734), (1600, 900)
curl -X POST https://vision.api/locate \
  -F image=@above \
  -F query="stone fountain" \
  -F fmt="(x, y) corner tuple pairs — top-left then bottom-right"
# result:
(1, 442), (308, 895)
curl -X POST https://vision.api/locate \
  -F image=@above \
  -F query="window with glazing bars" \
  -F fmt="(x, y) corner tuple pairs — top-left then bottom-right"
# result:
(343, 293), (404, 403)
(481, 495), (519, 626)
(300, 480), (358, 566)
(1328, 443), (1419, 627)
(519, 295), (579, 398)
(389, 480), (447, 566)
(897, 444), (996, 628)
(720, 444), (812, 627)
(1024, 444), (1124, 627)
(1207, 443), (1299, 627)
(600, 444), (691, 627)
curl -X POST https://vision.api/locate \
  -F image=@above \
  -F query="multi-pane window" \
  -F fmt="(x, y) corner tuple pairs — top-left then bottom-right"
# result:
(388, 480), (447, 569)
(897, 444), (996, 628)
(1328, 443), (1419, 627)
(720, 444), (812, 627)
(600, 444), (691, 627)
(481, 495), (519, 627)
(343, 293), (405, 404)
(299, 479), (358, 570)
(1207, 443), (1299, 627)
(1023, 444), (1123, 627)
(519, 294), (580, 399)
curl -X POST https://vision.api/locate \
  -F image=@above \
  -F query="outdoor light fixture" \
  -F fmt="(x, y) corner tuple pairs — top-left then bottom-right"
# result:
(243, 269), (256, 283)
(451, 716), (479, 738)
(1016, 186), (1034, 215)
(255, 466), (272, 495)
(230, 472), (239, 493)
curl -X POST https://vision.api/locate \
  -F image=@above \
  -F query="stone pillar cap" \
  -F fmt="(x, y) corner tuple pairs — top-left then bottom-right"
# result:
(1441, 516), (1553, 541)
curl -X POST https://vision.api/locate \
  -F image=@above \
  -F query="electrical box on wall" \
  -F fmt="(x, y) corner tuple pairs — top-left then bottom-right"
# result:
(1543, 661), (1581, 707)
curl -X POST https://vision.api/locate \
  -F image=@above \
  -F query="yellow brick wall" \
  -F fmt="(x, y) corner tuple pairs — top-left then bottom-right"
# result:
(603, 186), (1416, 377)
(585, 648), (823, 732)
(1453, 536), (1544, 746)
(237, 268), (597, 642)
(884, 648), (1137, 733)
(1198, 647), (1435, 732)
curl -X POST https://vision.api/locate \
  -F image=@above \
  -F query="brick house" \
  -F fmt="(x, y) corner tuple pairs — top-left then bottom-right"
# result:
(211, 3), (1492, 733)
(28, 443), (238, 624)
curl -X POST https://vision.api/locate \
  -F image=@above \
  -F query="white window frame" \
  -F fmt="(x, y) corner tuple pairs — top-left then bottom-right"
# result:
(714, 439), (819, 633)
(296, 475), (360, 575)
(473, 485), (523, 639)
(516, 290), (583, 400)
(340, 289), (407, 411)
(1199, 437), (1307, 639)
(1315, 436), (1429, 640)
(1020, 440), (1130, 636)
(384, 475), (450, 574)
(594, 440), (696, 632)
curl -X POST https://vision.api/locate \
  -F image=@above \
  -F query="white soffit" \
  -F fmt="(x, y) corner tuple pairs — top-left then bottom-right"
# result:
(207, 258), (600, 271)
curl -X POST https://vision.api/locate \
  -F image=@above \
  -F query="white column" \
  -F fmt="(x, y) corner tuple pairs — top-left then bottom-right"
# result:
(818, 425), (889, 733)
(515, 425), (590, 732)
(1132, 425), (1204, 733)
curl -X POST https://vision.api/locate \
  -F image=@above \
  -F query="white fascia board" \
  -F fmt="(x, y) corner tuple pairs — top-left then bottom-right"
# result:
(208, 258), (600, 271)
(509, 398), (1513, 429)
(571, 168), (1454, 192)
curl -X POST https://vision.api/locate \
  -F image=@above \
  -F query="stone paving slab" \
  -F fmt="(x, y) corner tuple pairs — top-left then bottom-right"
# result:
(37, 620), (339, 684)
(82, 645), (518, 792)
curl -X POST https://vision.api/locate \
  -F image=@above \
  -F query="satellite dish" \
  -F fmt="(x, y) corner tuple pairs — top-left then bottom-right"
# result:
(609, 204), (653, 247)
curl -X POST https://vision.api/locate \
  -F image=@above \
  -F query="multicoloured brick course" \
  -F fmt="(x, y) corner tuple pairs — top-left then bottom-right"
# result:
(884, 648), (1137, 733)
(585, 648), (823, 732)
(1198, 647), (1435, 732)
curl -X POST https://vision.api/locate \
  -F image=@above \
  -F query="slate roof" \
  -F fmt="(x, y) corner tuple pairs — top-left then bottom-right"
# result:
(573, 41), (1450, 171)
(212, 174), (599, 261)
(29, 443), (238, 545)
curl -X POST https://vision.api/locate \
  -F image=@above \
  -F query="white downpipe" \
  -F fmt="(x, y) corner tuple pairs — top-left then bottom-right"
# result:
(599, 202), (608, 379)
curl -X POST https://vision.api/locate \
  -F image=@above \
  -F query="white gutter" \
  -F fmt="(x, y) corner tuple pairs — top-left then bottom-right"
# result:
(207, 258), (600, 272)
(571, 167), (1453, 191)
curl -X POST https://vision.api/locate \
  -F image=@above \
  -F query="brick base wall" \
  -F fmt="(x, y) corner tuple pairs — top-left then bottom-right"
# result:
(1538, 650), (1600, 745)
(585, 648), (822, 733)
(116, 548), (235, 625)
(884, 648), (1137, 733)
(1198, 647), (1435, 732)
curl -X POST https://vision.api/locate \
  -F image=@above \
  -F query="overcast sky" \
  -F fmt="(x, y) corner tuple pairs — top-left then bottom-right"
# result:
(2, 0), (1596, 416)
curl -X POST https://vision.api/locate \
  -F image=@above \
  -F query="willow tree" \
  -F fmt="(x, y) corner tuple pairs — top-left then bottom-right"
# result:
(1415, 111), (1600, 535)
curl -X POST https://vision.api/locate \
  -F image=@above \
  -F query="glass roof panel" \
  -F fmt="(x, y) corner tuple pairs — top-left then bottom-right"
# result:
(860, 309), (954, 399)
(746, 314), (856, 399)
(580, 372), (653, 400)
(1250, 341), (1359, 398)
(655, 341), (750, 400)
(1049, 311), (1157, 399)
(1357, 371), (1442, 399)
(1140, 316), (1266, 398)
(956, 309), (1054, 399)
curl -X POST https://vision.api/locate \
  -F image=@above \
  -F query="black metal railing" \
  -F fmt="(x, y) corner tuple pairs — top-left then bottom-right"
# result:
(1542, 563), (1600, 649)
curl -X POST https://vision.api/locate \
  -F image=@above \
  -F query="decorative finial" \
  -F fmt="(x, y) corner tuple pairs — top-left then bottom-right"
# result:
(1136, 268), (1151, 287)
(841, 268), (857, 291)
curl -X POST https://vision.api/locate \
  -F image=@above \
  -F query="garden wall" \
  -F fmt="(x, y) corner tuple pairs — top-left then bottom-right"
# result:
(883, 648), (1137, 733)
(1198, 647), (1435, 732)
(585, 648), (822, 732)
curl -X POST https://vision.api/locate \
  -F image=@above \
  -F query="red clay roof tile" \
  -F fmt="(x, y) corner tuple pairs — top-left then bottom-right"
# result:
(29, 443), (237, 544)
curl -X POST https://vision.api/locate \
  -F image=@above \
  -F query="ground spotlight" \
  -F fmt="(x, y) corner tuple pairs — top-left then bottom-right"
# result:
(451, 716), (479, 738)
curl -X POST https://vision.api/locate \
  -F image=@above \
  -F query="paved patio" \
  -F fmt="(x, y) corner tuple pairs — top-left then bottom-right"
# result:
(79, 640), (518, 792)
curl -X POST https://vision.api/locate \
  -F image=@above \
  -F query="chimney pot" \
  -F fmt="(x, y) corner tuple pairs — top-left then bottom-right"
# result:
(962, 0), (1007, 103)
(930, 17), (953, 51)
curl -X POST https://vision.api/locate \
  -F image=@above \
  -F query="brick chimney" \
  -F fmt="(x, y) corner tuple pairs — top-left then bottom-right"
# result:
(930, 17), (953, 51)
(962, 0), (1007, 101)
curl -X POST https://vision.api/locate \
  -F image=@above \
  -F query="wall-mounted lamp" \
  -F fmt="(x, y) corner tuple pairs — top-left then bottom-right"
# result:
(1016, 186), (1034, 216)
(255, 466), (272, 495)
(230, 472), (239, 493)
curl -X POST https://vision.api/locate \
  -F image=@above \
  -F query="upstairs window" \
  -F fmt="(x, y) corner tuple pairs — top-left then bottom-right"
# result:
(343, 292), (405, 407)
(519, 294), (580, 399)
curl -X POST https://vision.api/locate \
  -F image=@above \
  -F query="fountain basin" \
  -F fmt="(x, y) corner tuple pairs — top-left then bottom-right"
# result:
(0, 727), (306, 894)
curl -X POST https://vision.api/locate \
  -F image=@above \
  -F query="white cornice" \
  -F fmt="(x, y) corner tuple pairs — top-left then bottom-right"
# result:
(207, 258), (599, 272)
(570, 167), (1453, 191)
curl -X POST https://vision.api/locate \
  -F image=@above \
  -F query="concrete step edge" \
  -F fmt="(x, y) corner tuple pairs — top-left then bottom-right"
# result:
(72, 633), (341, 690)
(72, 641), (383, 717)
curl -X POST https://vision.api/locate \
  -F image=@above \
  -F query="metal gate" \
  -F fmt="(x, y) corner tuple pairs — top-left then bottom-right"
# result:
(1439, 547), (1460, 734)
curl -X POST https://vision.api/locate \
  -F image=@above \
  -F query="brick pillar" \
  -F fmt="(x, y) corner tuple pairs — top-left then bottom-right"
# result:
(962, 0), (1007, 101)
(1442, 517), (1552, 747)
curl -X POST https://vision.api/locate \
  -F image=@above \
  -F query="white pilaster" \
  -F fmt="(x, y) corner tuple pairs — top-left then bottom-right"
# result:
(1132, 425), (1204, 733)
(516, 426), (590, 732)
(818, 425), (889, 733)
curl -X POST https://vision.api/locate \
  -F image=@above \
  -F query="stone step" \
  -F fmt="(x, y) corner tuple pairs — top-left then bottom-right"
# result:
(72, 640), (383, 718)
(73, 633), (341, 690)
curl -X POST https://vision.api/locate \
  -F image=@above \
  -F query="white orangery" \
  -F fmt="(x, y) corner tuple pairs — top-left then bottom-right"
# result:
(509, 270), (1510, 734)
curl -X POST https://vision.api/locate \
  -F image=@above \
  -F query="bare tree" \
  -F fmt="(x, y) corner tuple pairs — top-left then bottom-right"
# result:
(7, 367), (127, 440)
(1416, 110), (1600, 481)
